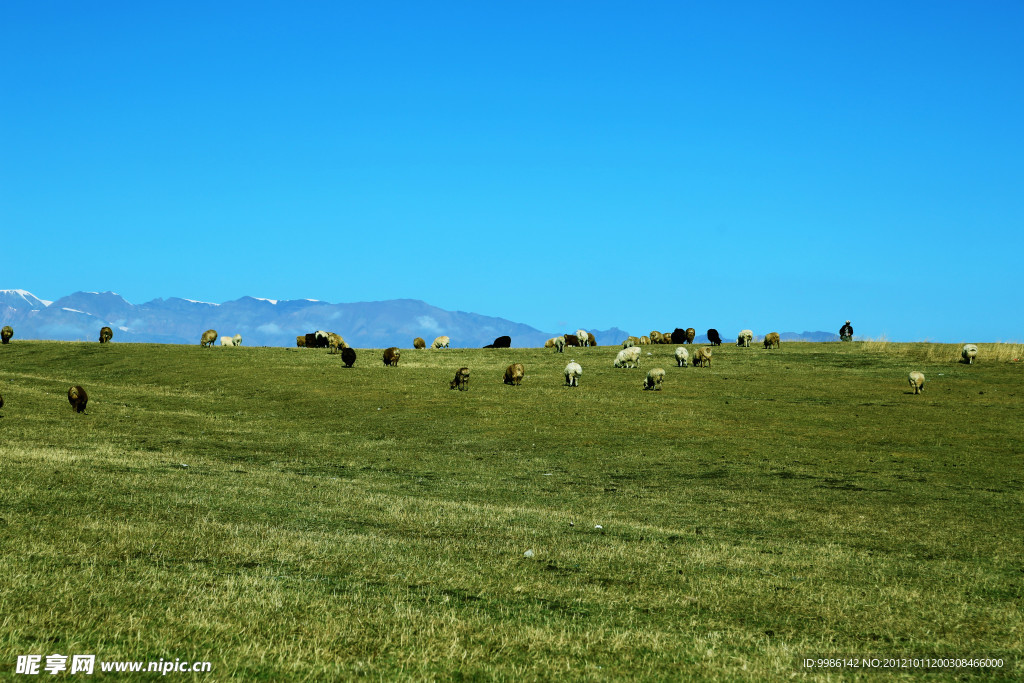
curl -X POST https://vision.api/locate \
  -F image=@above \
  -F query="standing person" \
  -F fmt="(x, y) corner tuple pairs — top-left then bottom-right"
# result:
(839, 320), (854, 342)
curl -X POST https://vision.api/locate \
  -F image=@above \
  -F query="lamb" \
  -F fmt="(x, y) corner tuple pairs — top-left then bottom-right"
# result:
(0, 325), (11, 344)
(414, 337), (426, 349)
(220, 334), (242, 347)
(200, 329), (217, 347)
(382, 347), (401, 366)
(431, 335), (450, 349)
(643, 367), (666, 391)
(621, 337), (636, 349)
(503, 363), (525, 386)
(763, 332), (780, 349)
(693, 346), (712, 367)
(737, 329), (753, 347)
(908, 371), (925, 394)
(99, 326), (113, 343)
(450, 367), (470, 390)
(675, 347), (689, 367)
(341, 347), (357, 367)
(564, 360), (582, 387)
(68, 385), (88, 413)
(961, 344), (978, 364)
(614, 346), (642, 369)
(685, 328), (696, 344)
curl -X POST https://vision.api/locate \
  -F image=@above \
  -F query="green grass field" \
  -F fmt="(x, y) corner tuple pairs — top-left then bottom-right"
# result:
(1, 340), (1021, 680)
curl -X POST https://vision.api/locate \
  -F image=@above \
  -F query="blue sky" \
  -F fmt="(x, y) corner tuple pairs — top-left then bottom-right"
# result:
(2, 2), (1021, 341)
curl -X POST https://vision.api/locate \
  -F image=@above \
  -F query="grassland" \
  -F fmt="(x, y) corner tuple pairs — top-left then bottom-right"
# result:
(1, 339), (1021, 680)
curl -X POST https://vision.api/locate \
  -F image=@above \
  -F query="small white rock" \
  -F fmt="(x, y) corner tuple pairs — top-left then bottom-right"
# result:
(594, 524), (603, 530)
(523, 549), (535, 558)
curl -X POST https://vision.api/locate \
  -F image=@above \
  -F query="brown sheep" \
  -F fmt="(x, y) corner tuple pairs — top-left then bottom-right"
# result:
(296, 335), (306, 347)
(1, 325), (12, 344)
(200, 329), (217, 347)
(563, 333), (581, 347)
(99, 326), (113, 343)
(414, 337), (426, 349)
(693, 346), (712, 367)
(650, 331), (663, 344)
(503, 363), (525, 385)
(450, 367), (470, 391)
(341, 347), (357, 367)
(382, 347), (401, 366)
(327, 332), (346, 354)
(763, 332), (780, 349)
(68, 385), (88, 413)
(685, 328), (696, 344)
(587, 332), (596, 347)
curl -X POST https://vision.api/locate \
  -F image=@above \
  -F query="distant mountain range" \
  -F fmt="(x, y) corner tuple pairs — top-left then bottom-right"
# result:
(0, 289), (839, 347)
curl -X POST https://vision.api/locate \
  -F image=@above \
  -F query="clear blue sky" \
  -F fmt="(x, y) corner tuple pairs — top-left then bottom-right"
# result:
(3, 2), (1021, 341)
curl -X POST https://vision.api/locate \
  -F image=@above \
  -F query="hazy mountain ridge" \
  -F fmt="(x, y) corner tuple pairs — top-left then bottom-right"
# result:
(0, 290), (840, 347)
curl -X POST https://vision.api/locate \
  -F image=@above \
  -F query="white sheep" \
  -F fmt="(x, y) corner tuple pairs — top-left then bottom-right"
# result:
(553, 336), (565, 353)
(961, 344), (978, 364)
(219, 335), (238, 347)
(564, 360), (582, 387)
(614, 346), (642, 369)
(576, 329), (590, 347)
(675, 347), (689, 367)
(431, 335), (450, 349)
(908, 371), (925, 394)
(642, 367), (665, 391)
(737, 329), (753, 347)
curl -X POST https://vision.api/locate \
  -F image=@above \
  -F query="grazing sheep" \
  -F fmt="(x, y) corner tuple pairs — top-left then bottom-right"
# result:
(840, 320), (854, 342)
(908, 371), (925, 394)
(296, 335), (306, 347)
(553, 336), (566, 353)
(341, 347), (357, 367)
(503, 363), (525, 386)
(643, 367), (666, 391)
(564, 360), (582, 387)
(576, 329), (590, 346)
(382, 347), (401, 366)
(614, 346), (642, 369)
(685, 328), (696, 344)
(68, 385), (88, 413)
(737, 329), (753, 347)
(450, 367), (470, 390)
(622, 337), (636, 349)
(544, 338), (555, 348)
(200, 329), (217, 347)
(650, 331), (663, 344)
(707, 329), (722, 346)
(639, 335), (651, 345)
(431, 335), (450, 349)
(232, 334), (242, 346)
(693, 346), (712, 367)
(675, 347), (689, 367)
(99, 326), (113, 343)
(564, 333), (581, 348)
(0, 325), (11, 344)
(327, 332), (346, 353)
(961, 344), (978, 364)
(763, 332), (780, 349)
(220, 336), (236, 347)
(414, 337), (426, 349)
(587, 332), (596, 347)
(484, 335), (512, 349)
